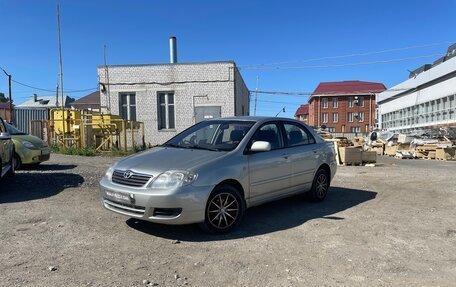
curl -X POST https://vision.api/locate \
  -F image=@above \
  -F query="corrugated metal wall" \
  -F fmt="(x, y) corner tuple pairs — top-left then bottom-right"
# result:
(13, 108), (49, 137)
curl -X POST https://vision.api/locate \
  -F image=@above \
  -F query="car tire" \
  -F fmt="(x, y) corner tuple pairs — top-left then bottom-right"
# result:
(200, 184), (245, 234)
(308, 168), (330, 202)
(14, 153), (22, 170)
(6, 150), (15, 178)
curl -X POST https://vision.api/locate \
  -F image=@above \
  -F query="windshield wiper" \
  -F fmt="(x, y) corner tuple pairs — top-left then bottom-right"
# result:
(162, 143), (181, 148)
(186, 144), (222, 152)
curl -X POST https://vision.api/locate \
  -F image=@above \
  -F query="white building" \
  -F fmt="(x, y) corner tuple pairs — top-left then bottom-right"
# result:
(97, 38), (249, 145)
(377, 44), (456, 131)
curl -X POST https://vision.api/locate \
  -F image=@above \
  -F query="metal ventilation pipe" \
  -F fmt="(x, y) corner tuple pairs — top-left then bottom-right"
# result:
(169, 36), (177, 63)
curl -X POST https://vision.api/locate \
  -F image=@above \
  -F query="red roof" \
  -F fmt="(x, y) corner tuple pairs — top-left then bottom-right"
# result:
(312, 81), (386, 95)
(295, 104), (309, 116)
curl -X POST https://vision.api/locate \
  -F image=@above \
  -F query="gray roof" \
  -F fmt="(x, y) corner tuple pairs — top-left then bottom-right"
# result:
(17, 95), (74, 108)
(98, 60), (236, 69)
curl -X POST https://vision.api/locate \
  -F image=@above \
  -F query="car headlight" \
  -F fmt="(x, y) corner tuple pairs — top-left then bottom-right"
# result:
(105, 163), (118, 181)
(150, 170), (197, 190)
(22, 140), (37, 149)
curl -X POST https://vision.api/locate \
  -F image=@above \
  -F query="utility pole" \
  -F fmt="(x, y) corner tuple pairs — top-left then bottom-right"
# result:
(0, 67), (13, 123)
(7, 74), (12, 123)
(104, 45), (111, 111)
(57, 1), (65, 146)
(55, 83), (59, 107)
(253, 76), (259, 116)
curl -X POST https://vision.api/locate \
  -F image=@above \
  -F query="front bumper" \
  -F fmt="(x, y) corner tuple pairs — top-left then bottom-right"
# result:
(19, 147), (51, 165)
(99, 177), (211, 225)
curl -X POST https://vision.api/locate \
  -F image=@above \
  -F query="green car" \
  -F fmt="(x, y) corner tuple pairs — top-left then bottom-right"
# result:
(4, 122), (50, 169)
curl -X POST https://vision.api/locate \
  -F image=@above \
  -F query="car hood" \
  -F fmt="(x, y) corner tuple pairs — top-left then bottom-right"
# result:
(114, 146), (227, 176)
(12, 135), (48, 148)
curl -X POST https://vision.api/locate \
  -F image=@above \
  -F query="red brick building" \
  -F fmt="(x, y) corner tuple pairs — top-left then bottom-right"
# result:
(294, 104), (309, 124)
(308, 81), (386, 133)
(0, 102), (13, 122)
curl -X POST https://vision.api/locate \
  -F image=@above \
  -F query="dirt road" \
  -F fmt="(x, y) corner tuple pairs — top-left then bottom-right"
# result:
(1, 154), (455, 286)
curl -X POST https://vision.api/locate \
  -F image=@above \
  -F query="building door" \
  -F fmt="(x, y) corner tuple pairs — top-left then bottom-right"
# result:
(194, 106), (221, 123)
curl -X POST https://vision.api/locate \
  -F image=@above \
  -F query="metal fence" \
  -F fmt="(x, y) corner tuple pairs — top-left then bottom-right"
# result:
(13, 108), (49, 139)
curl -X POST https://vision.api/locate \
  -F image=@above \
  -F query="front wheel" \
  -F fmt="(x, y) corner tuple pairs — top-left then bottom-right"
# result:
(6, 151), (15, 178)
(308, 169), (330, 202)
(200, 185), (245, 234)
(14, 153), (22, 170)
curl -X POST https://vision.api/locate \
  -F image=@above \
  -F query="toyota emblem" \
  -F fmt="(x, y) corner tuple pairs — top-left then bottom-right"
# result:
(123, 170), (133, 179)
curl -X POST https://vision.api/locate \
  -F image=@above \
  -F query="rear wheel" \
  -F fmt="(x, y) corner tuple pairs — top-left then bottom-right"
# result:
(200, 185), (245, 234)
(308, 169), (330, 202)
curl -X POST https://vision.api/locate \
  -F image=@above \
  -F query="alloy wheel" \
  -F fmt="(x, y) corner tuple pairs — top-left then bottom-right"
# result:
(316, 173), (328, 199)
(207, 192), (240, 230)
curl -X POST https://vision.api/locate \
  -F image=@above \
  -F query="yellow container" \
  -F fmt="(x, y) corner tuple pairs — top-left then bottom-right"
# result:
(52, 109), (82, 134)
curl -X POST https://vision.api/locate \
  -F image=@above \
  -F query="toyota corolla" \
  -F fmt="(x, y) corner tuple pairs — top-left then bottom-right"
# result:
(99, 117), (337, 233)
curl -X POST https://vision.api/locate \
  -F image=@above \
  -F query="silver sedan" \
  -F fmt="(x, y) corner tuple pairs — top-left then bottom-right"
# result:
(99, 117), (337, 233)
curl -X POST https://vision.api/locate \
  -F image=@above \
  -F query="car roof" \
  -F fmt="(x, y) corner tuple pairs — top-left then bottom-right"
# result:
(210, 116), (301, 124)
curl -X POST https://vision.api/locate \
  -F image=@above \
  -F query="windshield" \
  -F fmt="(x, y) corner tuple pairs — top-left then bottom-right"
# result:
(164, 120), (255, 151)
(4, 122), (26, 135)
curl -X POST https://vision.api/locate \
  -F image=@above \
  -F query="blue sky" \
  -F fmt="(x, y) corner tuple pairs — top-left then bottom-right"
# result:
(0, 0), (454, 118)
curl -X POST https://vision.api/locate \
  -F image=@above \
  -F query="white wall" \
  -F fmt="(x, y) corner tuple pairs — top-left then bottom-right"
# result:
(97, 62), (249, 145)
(377, 56), (456, 129)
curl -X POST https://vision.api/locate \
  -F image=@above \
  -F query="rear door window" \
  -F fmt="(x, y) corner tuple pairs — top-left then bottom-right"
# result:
(283, 122), (315, 147)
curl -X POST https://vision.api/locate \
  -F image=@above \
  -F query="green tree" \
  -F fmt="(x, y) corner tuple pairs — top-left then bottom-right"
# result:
(0, 92), (7, 103)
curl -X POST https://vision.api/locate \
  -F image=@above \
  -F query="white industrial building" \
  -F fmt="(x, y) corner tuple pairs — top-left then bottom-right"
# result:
(377, 44), (456, 131)
(97, 37), (250, 146)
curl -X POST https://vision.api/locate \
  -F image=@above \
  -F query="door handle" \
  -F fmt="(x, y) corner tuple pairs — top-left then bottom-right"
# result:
(282, 154), (289, 159)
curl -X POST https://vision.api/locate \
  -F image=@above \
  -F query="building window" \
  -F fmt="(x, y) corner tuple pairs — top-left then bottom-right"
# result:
(348, 97), (354, 108)
(119, 93), (136, 121)
(322, 98), (328, 109)
(358, 112), (364, 122)
(158, 92), (175, 130)
(332, 97), (338, 108)
(348, 112), (354, 122)
(322, 112), (328, 123)
(332, 112), (338, 123)
(357, 96), (364, 107)
(350, 126), (361, 133)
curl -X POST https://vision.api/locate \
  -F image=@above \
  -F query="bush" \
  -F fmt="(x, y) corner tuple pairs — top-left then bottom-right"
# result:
(50, 145), (97, 156)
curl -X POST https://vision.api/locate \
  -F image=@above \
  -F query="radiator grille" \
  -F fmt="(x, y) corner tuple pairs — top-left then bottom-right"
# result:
(112, 170), (152, 187)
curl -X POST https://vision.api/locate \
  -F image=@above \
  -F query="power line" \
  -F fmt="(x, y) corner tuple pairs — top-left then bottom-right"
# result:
(251, 90), (313, 96)
(10, 79), (96, 93)
(11, 79), (55, 92)
(64, 87), (98, 93)
(251, 98), (305, 104)
(251, 86), (420, 97)
(240, 41), (452, 68)
(242, 54), (444, 71)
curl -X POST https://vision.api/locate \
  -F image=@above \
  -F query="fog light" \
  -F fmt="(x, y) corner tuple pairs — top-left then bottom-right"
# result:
(153, 208), (182, 217)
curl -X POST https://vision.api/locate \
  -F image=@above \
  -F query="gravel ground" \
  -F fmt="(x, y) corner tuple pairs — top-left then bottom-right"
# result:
(1, 153), (456, 287)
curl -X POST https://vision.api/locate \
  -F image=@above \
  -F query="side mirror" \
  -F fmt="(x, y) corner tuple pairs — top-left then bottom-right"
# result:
(250, 141), (271, 152)
(0, 132), (11, 140)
